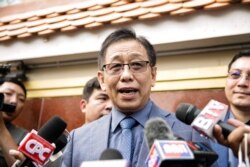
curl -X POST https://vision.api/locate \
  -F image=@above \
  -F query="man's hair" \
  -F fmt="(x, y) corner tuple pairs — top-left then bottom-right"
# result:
(98, 28), (156, 69)
(0, 78), (27, 98)
(83, 77), (101, 101)
(228, 50), (250, 72)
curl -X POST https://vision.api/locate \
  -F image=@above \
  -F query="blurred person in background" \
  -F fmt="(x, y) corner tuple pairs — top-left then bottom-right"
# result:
(80, 76), (112, 124)
(0, 78), (27, 167)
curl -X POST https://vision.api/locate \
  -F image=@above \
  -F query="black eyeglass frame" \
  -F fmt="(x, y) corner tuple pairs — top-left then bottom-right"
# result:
(102, 61), (150, 75)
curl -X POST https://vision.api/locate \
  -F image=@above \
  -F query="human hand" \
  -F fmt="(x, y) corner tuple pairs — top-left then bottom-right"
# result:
(213, 118), (250, 157)
(9, 149), (26, 167)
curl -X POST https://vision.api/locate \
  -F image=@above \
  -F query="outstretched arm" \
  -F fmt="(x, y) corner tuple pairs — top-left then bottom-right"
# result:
(0, 114), (20, 166)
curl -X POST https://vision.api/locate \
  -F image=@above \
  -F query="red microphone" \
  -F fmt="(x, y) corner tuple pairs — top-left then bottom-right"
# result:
(18, 130), (56, 165)
(146, 140), (194, 167)
(17, 116), (67, 167)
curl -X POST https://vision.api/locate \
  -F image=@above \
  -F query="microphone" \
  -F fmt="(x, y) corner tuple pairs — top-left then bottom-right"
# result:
(49, 133), (68, 162)
(99, 149), (123, 160)
(17, 116), (67, 167)
(144, 117), (177, 149)
(175, 100), (235, 139)
(0, 93), (16, 112)
(145, 117), (218, 167)
(80, 149), (130, 167)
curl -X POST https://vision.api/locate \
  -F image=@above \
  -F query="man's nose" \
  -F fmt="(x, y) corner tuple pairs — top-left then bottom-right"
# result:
(120, 65), (133, 81)
(238, 74), (250, 85)
(9, 96), (18, 105)
(103, 101), (112, 114)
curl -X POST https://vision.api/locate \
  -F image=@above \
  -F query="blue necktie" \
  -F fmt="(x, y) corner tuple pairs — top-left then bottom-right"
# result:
(118, 117), (136, 161)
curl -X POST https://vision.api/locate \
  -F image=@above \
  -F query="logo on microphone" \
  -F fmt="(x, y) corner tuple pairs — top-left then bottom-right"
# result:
(159, 140), (194, 159)
(191, 100), (228, 138)
(18, 130), (55, 165)
(146, 140), (194, 167)
(147, 145), (161, 167)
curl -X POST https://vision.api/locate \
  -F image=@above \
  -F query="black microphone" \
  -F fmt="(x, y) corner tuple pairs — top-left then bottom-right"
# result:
(144, 117), (218, 167)
(0, 93), (16, 112)
(18, 116), (67, 167)
(144, 117), (176, 149)
(99, 149), (123, 160)
(47, 132), (68, 163)
(53, 133), (68, 155)
(80, 149), (130, 167)
(175, 102), (235, 138)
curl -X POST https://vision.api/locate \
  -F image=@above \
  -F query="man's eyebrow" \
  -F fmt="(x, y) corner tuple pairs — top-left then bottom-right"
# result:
(99, 93), (109, 97)
(18, 94), (25, 98)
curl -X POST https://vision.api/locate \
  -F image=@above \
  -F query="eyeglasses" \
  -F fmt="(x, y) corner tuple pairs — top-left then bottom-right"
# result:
(102, 61), (150, 76)
(228, 70), (250, 81)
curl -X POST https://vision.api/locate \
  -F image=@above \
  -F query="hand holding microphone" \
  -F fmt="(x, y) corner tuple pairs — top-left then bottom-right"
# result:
(10, 133), (69, 167)
(16, 116), (67, 167)
(175, 100), (250, 159)
(175, 100), (235, 139)
(214, 118), (250, 158)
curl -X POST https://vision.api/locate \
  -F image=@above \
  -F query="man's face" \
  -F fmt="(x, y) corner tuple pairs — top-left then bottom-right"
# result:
(98, 40), (157, 113)
(80, 88), (112, 123)
(225, 57), (250, 110)
(0, 82), (26, 122)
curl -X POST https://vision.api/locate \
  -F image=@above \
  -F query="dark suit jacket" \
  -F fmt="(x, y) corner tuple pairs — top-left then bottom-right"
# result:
(61, 101), (218, 167)
(211, 110), (238, 167)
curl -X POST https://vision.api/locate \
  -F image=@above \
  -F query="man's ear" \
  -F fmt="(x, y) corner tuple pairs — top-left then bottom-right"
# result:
(97, 71), (106, 91)
(80, 99), (87, 113)
(151, 66), (157, 87)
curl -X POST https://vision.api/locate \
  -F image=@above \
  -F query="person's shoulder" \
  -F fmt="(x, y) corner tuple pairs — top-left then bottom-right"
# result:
(150, 101), (172, 115)
(72, 114), (110, 135)
(6, 122), (28, 144)
(7, 122), (27, 131)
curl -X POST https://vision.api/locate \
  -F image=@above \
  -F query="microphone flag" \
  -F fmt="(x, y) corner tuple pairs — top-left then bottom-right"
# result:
(146, 140), (194, 167)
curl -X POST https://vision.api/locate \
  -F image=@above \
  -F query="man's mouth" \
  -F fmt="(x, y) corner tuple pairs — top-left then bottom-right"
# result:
(118, 88), (138, 94)
(234, 91), (250, 96)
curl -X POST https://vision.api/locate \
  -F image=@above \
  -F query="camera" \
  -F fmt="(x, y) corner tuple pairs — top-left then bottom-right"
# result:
(0, 93), (16, 112)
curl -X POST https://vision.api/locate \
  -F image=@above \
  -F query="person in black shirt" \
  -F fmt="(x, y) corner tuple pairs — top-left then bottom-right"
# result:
(0, 78), (27, 167)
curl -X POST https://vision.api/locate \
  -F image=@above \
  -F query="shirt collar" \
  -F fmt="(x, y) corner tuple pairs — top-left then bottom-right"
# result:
(111, 100), (153, 132)
(228, 110), (250, 125)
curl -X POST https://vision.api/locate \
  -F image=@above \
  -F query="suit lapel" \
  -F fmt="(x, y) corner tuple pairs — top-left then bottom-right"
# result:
(136, 103), (173, 167)
(90, 115), (111, 159)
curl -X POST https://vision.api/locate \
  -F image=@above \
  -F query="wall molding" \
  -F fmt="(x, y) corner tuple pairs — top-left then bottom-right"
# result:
(25, 65), (227, 98)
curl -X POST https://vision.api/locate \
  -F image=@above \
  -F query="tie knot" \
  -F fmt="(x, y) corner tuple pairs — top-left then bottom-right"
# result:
(120, 117), (136, 129)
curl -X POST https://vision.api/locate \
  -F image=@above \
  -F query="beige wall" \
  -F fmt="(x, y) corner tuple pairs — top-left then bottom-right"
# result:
(14, 48), (240, 131)
(24, 49), (238, 98)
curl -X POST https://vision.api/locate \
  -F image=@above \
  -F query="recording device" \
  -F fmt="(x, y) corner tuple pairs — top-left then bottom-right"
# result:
(0, 64), (11, 76)
(145, 117), (218, 167)
(0, 93), (16, 112)
(80, 149), (130, 167)
(17, 116), (67, 167)
(0, 63), (27, 82)
(175, 100), (235, 139)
